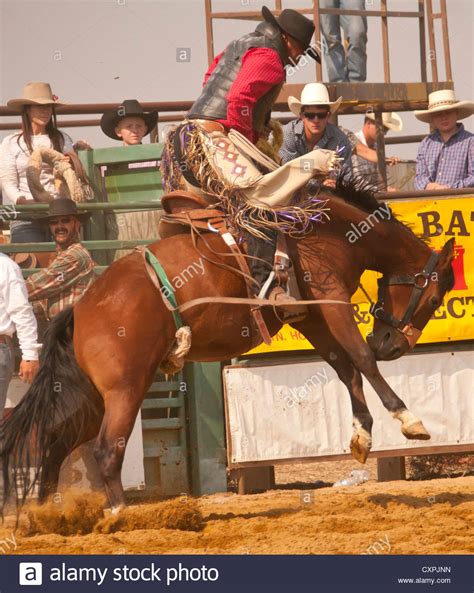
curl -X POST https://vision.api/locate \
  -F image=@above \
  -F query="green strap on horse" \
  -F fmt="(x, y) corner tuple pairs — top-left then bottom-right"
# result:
(143, 247), (184, 330)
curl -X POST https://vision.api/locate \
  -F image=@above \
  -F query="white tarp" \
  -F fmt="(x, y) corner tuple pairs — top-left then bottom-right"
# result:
(224, 351), (474, 465)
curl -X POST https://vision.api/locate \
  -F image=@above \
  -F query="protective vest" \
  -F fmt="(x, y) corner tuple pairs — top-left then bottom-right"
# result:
(188, 21), (289, 135)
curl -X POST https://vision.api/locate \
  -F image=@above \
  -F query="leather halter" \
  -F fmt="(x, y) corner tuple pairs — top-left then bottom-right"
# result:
(369, 251), (439, 348)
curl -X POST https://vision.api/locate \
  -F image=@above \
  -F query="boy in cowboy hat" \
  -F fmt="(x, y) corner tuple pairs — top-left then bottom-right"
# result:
(280, 83), (352, 186)
(26, 199), (95, 320)
(100, 100), (158, 146)
(414, 89), (474, 190)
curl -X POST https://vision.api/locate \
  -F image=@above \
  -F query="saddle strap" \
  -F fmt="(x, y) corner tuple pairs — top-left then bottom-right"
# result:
(216, 227), (273, 346)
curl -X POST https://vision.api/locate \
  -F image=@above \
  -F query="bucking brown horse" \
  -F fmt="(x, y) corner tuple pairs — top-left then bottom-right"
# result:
(0, 179), (454, 512)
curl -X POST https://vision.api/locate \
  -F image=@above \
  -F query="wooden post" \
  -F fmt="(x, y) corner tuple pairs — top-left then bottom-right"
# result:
(418, 0), (427, 82)
(381, 0), (391, 83)
(425, 0), (438, 82)
(204, 0), (214, 66)
(377, 457), (406, 482)
(374, 112), (388, 190)
(440, 0), (453, 81)
(234, 467), (275, 495)
(312, 0), (323, 82)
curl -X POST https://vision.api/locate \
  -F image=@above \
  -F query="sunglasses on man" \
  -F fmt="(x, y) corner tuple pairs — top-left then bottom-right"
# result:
(302, 111), (330, 121)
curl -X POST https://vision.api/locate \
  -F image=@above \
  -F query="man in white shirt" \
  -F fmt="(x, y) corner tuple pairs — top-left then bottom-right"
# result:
(0, 253), (40, 416)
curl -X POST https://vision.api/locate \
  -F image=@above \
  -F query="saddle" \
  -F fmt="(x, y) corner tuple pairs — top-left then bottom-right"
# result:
(159, 191), (226, 239)
(159, 190), (292, 344)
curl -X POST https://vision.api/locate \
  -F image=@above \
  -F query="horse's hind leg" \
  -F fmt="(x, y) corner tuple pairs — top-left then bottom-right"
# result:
(293, 319), (373, 463)
(38, 405), (104, 502)
(93, 391), (143, 512)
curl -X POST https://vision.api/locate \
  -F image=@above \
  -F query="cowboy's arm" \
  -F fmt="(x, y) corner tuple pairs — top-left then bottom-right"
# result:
(224, 47), (285, 143)
(26, 248), (87, 301)
(451, 138), (474, 188)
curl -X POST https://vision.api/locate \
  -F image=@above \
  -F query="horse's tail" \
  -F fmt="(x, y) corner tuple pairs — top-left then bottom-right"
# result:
(0, 307), (103, 511)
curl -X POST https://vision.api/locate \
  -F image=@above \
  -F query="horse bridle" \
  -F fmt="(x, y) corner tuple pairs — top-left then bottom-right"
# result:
(368, 251), (439, 348)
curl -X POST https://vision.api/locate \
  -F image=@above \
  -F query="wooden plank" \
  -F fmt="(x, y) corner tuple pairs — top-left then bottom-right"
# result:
(90, 144), (164, 166)
(141, 398), (182, 410)
(210, 9), (423, 19)
(141, 417), (183, 430)
(381, 0), (391, 83)
(425, 0), (438, 82)
(148, 380), (181, 392)
(440, 0), (452, 81)
(227, 444), (474, 469)
(418, 0), (427, 82)
(104, 168), (162, 203)
(377, 457), (406, 482)
(205, 0), (214, 65)
(374, 112), (388, 189)
(233, 467), (275, 495)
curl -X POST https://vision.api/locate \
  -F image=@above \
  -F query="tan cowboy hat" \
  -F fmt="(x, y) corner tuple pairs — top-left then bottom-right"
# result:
(365, 112), (403, 132)
(7, 82), (65, 111)
(414, 89), (474, 123)
(288, 83), (342, 117)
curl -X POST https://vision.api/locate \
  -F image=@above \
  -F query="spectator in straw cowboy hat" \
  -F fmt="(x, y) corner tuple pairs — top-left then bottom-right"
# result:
(347, 111), (403, 187)
(0, 82), (74, 243)
(26, 198), (94, 321)
(414, 89), (474, 190)
(280, 83), (352, 186)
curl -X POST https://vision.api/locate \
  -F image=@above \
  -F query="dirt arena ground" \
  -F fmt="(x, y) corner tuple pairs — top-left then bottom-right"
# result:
(1, 460), (472, 555)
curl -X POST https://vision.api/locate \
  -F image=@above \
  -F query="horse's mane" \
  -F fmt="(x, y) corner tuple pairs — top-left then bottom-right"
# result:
(329, 174), (432, 247)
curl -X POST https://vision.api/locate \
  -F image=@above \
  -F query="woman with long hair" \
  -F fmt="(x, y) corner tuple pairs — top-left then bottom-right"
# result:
(0, 82), (74, 243)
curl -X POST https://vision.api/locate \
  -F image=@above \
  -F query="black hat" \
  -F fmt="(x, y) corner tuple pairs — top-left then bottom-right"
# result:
(42, 198), (89, 222)
(100, 99), (158, 141)
(262, 6), (320, 63)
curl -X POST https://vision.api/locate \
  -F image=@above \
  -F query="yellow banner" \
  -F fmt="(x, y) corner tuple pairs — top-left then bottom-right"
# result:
(249, 195), (474, 354)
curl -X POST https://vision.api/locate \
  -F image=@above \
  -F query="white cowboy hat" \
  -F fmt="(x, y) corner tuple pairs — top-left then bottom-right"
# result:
(365, 112), (403, 132)
(414, 89), (474, 123)
(288, 83), (342, 117)
(7, 82), (65, 111)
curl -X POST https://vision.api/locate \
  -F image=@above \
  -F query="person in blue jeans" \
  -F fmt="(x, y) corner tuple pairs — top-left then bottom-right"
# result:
(320, 0), (368, 82)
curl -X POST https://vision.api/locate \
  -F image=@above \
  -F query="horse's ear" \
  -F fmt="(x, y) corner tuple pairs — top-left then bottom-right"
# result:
(438, 237), (455, 265)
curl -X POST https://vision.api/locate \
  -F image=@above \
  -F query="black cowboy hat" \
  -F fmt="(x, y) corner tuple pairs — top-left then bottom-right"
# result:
(262, 6), (320, 63)
(41, 198), (89, 223)
(100, 99), (158, 141)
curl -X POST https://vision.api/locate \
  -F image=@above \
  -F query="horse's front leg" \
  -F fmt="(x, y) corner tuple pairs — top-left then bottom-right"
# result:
(314, 305), (431, 441)
(292, 319), (373, 463)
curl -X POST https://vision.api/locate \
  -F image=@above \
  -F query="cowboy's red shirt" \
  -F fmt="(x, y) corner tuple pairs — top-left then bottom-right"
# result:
(203, 47), (285, 144)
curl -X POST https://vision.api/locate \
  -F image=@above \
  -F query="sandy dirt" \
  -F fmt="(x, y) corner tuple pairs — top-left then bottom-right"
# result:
(1, 475), (472, 555)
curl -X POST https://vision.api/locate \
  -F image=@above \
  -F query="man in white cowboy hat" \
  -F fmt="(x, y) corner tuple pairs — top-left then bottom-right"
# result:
(348, 111), (403, 187)
(414, 89), (474, 190)
(280, 83), (352, 186)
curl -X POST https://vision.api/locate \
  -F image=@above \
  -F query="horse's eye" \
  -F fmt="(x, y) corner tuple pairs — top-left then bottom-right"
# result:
(430, 296), (440, 307)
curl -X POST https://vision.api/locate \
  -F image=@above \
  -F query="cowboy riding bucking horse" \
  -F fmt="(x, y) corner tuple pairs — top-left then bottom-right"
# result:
(161, 6), (341, 322)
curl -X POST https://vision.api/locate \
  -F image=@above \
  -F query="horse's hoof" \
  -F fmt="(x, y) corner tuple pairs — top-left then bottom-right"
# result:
(350, 432), (371, 464)
(402, 421), (431, 440)
(110, 504), (126, 515)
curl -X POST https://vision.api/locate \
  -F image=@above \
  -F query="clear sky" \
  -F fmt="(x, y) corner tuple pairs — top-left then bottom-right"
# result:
(0, 0), (472, 159)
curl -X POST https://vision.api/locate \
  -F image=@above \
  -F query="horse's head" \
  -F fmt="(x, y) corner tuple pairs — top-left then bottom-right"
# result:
(366, 238), (455, 360)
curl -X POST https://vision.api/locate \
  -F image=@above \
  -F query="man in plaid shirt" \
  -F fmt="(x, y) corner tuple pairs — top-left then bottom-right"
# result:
(414, 90), (474, 190)
(26, 199), (94, 320)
